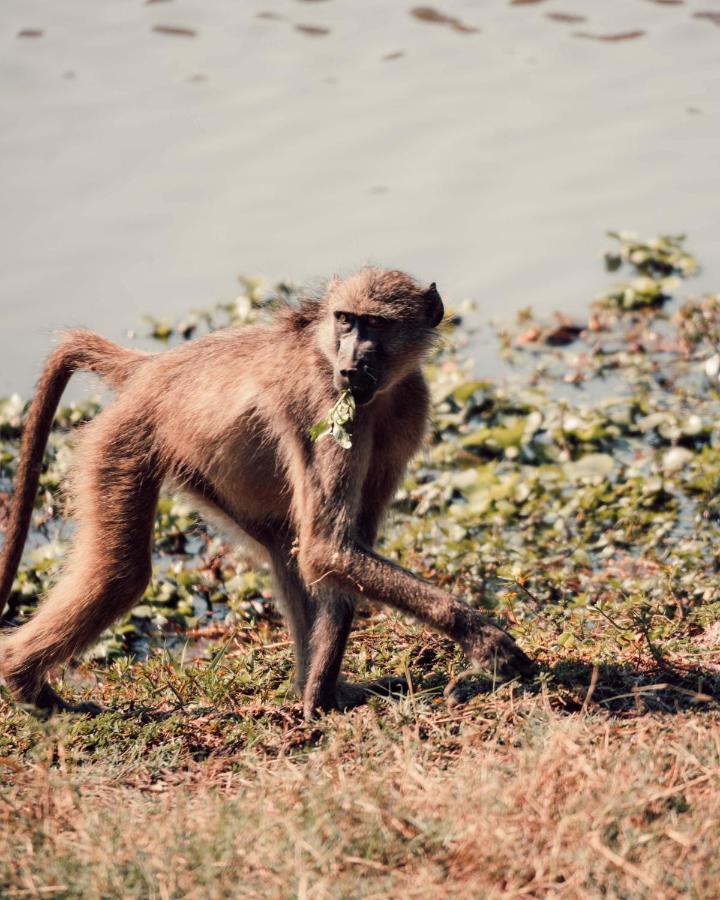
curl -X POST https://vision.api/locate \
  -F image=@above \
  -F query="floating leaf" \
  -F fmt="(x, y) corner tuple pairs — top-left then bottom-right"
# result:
(563, 453), (614, 482)
(662, 446), (694, 472)
(705, 354), (720, 380)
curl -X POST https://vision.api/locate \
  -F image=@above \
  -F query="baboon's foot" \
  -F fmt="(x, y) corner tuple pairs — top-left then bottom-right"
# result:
(2, 673), (105, 717)
(460, 621), (535, 682)
(303, 675), (409, 720)
(35, 683), (107, 717)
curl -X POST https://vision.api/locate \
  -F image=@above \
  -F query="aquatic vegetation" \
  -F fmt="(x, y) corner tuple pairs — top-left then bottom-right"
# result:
(2, 234), (720, 670)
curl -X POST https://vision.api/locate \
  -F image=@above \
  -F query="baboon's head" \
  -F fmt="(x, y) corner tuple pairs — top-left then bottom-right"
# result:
(318, 268), (444, 405)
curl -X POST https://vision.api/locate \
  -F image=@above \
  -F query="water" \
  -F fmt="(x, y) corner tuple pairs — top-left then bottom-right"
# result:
(1, 0), (719, 395)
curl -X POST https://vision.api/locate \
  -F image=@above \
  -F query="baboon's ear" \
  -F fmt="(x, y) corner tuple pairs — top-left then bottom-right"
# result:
(426, 282), (444, 327)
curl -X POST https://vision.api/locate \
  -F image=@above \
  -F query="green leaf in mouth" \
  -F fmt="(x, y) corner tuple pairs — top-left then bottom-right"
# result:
(310, 389), (356, 450)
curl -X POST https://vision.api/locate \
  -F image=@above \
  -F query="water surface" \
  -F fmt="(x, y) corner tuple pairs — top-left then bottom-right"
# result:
(1, 0), (719, 394)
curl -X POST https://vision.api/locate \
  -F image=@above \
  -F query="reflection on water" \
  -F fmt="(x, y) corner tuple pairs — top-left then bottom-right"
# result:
(152, 25), (198, 38)
(295, 24), (331, 36)
(694, 12), (720, 26)
(574, 30), (646, 41)
(546, 13), (586, 24)
(1, 0), (720, 395)
(410, 7), (479, 33)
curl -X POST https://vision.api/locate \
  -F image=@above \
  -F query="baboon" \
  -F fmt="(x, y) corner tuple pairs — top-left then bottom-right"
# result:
(0, 269), (533, 718)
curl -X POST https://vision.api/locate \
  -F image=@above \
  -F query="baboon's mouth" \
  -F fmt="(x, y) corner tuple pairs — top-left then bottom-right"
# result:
(351, 385), (376, 406)
(334, 370), (377, 405)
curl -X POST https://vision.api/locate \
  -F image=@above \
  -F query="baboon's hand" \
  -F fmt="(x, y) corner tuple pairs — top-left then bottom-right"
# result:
(460, 620), (535, 681)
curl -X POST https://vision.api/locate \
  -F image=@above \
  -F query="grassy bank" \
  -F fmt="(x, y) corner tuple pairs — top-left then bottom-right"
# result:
(2, 235), (720, 897)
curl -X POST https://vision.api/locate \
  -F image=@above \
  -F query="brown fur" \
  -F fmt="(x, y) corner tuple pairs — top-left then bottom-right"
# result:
(0, 269), (533, 718)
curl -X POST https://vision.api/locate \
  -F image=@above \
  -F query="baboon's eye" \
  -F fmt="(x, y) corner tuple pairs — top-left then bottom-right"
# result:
(365, 315), (384, 329)
(335, 311), (355, 331)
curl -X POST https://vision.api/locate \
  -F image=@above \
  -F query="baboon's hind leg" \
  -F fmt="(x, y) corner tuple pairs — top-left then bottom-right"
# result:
(0, 473), (159, 713)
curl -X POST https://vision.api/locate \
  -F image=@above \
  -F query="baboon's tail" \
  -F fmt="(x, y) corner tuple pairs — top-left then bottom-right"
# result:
(0, 331), (149, 617)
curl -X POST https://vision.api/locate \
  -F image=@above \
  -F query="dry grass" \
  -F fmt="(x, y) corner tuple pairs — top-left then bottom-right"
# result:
(2, 617), (720, 898)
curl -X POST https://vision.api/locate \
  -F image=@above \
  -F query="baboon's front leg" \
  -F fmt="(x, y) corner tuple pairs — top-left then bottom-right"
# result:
(302, 592), (354, 718)
(299, 540), (535, 683)
(294, 434), (533, 716)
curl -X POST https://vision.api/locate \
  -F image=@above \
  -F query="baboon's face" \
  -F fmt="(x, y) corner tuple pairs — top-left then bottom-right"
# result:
(320, 272), (444, 405)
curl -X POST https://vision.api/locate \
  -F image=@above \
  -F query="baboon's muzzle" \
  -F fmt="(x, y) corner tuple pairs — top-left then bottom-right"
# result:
(334, 365), (377, 405)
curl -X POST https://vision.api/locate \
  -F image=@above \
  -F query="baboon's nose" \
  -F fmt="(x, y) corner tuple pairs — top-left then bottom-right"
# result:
(337, 366), (375, 400)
